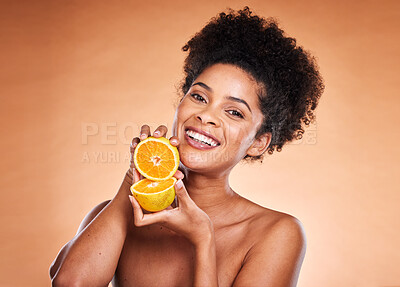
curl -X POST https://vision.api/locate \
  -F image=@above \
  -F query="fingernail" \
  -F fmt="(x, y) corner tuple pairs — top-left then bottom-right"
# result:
(154, 131), (160, 136)
(140, 134), (146, 140)
(176, 179), (183, 189)
(170, 139), (177, 144)
(132, 142), (137, 148)
(128, 195), (134, 202)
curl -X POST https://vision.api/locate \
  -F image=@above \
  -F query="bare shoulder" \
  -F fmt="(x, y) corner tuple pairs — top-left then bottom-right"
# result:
(77, 200), (111, 234)
(232, 198), (307, 286)
(258, 207), (305, 245)
(259, 211), (306, 258)
(237, 197), (306, 262)
(240, 197), (306, 243)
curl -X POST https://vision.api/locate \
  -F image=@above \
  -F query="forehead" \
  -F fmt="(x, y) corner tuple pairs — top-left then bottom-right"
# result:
(193, 63), (263, 108)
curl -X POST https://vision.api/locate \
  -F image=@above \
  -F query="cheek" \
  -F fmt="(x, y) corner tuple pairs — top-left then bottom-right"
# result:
(172, 102), (192, 135)
(177, 105), (189, 123)
(226, 123), (258, 157)
(226, 123), (252, 145)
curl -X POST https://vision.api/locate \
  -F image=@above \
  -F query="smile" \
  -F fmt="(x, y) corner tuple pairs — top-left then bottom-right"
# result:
(184, 127), (221, 149)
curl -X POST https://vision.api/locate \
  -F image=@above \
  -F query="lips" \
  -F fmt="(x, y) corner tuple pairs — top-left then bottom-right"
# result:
(184, 126), (221, 150)
(185, 126), (221, 146)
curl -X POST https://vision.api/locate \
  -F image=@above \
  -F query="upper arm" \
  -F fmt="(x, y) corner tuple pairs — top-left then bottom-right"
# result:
(232, 216), (307, 287)
(49, 200), (111, 278)
(76, 200), (111, 234)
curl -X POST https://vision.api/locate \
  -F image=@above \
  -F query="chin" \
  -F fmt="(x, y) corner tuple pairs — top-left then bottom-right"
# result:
(178, 145), (213, 169)
(178, 144), (238, 174)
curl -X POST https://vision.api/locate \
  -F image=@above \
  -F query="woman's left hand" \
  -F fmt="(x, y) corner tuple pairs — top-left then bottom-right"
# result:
(129, 174), (213, 246)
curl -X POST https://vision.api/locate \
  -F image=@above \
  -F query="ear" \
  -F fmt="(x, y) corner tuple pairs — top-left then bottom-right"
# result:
(246, 132), (272, 157)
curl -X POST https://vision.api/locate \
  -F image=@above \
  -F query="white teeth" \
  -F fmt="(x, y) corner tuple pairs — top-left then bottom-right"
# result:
(186, 130), (218, 147)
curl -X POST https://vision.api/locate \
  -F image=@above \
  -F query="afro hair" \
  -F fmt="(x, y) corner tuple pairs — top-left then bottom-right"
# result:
(180, 7), (324, 159)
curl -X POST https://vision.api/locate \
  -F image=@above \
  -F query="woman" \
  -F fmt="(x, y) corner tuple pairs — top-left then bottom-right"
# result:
(50, 7), (323, 286)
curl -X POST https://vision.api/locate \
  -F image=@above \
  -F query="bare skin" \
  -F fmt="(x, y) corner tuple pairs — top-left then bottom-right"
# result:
(50, 64), (306, 287)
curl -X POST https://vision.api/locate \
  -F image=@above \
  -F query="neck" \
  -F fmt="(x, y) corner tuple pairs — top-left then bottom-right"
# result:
(182, 168), (241, 223)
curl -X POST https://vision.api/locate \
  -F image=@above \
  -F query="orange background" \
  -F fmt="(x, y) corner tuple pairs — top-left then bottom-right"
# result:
(1, 1), (399, 286)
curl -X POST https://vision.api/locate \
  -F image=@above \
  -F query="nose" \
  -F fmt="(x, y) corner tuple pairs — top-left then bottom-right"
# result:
(196, 110), (220, 127)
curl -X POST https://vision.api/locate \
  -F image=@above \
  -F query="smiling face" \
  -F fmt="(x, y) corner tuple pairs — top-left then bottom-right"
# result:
(172, 63), (271, 175)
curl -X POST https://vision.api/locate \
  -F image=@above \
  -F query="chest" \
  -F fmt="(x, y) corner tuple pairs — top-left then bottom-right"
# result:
(113, 225), (250, 287)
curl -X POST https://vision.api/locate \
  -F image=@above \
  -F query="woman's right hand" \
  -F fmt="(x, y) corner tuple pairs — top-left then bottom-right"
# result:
(125, 124), (183, 187)
(50, 126), (186, 286)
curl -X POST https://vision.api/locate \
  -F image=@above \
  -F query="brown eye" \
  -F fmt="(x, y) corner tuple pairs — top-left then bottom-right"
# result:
(227, 110), (244, 118)
(191, 93), (206, 103)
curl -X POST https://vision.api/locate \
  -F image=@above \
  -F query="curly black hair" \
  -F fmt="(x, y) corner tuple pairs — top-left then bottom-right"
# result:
(180, 7), (324, 160)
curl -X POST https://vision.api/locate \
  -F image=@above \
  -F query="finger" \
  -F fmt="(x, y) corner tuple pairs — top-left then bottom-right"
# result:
(174, 179), (193, 208)
(128, 137), (140, 184)
(173, 169), (184, 180)
(136, 209), (172, 226)
(130, 195), (172, 226)
(133, 168), (141, 183)
(127, 137), (140, 184)
(153, 125), (168, 138)
(129, 195), (144, 226)
(140, 125), (150, 140)
(130, 137), (140, 167)
(169, 136), (179, 147)
(130, 137), (140, 153)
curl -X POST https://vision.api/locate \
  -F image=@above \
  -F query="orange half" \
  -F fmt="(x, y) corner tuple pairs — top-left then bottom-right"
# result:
(133, 137), (179, 181)
(131, 178), (177, 212)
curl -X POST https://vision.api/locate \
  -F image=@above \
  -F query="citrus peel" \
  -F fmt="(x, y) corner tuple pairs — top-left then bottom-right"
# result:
(131, 136), (180, 212)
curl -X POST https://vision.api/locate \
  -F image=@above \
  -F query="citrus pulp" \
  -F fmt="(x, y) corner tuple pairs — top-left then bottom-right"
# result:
(130, 177), (177, 212)
(133, 137), (179, 181)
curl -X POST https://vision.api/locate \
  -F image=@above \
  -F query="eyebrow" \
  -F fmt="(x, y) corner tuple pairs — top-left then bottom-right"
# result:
(225, 96), (252, 113)
(192, 81), (252, 113)
(192, 82), (213, 92)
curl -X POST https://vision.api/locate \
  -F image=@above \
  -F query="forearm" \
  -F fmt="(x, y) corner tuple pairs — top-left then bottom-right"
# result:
(193, 229), (218, 287)
(51, 173), (133, 286)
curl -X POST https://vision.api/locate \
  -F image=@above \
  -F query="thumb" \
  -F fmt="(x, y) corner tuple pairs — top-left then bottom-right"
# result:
(174, 179), (192, 208)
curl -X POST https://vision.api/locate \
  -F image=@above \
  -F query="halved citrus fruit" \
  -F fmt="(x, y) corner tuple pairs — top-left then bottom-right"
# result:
(133, 137), (179, 181)
(130, 178), (177, 212)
